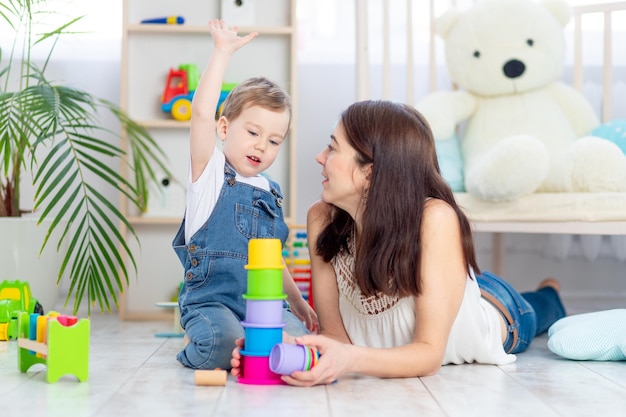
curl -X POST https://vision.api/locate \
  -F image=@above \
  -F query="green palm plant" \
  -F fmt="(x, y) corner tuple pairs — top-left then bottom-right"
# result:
(0, 0), (170, 314)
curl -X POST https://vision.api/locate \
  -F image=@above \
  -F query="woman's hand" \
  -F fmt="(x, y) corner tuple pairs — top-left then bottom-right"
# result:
(281, 334), (356, 387)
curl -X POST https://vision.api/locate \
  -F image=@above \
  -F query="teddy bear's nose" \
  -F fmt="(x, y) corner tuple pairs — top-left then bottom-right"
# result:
(503, 59), (526, 78)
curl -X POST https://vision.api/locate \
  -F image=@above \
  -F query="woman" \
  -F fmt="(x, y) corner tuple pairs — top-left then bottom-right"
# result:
(231, 100), (566, 386)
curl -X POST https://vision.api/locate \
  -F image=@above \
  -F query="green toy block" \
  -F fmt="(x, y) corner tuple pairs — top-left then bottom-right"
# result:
(17, 312), (90, 383)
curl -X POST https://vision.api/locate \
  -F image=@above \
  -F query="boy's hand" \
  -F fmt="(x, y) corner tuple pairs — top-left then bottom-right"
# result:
(208, 19), (258, 52)
(289, 297), (319, 332)
(230, 337), (245, 378)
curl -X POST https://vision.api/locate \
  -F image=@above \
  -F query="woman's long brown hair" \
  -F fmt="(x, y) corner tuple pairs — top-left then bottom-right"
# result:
(316, 100), (479, 297)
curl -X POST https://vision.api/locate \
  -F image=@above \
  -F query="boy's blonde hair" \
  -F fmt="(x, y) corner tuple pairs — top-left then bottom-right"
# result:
(219, 77), (292, 127)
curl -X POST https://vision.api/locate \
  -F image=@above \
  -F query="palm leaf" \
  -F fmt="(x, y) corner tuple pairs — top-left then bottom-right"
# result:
(28, 82), (169, 314)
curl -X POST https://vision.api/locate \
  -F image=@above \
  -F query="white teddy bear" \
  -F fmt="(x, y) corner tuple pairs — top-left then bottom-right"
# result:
(417, 0), (626, 202)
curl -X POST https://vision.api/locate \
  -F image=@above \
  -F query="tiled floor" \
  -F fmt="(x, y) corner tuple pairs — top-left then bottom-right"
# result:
(1, 296), (625, 417)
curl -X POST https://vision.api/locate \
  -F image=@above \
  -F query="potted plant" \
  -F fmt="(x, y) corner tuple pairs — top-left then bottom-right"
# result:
(0, 0), (171, 314)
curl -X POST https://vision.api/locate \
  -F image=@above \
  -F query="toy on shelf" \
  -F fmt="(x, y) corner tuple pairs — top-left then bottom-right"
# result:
(0, 280), (44, 341)
(160, 63), (236, 121)
(216, 82), (237, 116)
(284, 226), (313, 308)
(141, 16), (185, 25)
(143, 171), (186, 218)
(16, 311), (90, 383)
(221, 0), (257, 27)
(238, 238), (286, 385)
(161, 63), (198, 121)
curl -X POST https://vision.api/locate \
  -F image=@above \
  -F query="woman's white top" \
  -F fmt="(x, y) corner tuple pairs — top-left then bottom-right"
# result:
(184, 147), (269, 243)
(332, 235), (516, 366)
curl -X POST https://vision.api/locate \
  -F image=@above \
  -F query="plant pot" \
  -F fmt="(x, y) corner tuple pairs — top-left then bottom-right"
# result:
(0, 216), (67, 311)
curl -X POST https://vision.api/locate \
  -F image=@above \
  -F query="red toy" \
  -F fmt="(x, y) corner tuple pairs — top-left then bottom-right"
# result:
(161, 64), (198, 121)
(161, 64), (236, 121)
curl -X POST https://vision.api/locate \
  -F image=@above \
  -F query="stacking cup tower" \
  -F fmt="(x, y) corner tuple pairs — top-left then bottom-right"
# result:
(238, 238), (286, 385)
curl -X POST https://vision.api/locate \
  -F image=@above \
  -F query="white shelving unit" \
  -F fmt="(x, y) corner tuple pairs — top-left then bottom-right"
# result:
(119, 0), (297, 319)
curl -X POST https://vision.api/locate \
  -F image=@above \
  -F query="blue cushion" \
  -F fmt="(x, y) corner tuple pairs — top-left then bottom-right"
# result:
(547, 309), (626, 361)
(435, 134), (465, 192)
(591, 120), (626, 155)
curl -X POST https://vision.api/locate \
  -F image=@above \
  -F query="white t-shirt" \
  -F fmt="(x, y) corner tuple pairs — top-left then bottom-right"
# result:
(184, 147), (270, 243)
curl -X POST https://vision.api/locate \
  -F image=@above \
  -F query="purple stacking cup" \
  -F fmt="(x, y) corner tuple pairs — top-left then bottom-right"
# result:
(269, 343), (318, 375)
(245, 298), (284, 325)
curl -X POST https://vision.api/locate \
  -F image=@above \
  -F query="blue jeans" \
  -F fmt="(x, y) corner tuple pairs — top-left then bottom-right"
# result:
(476, 271), (566, 354)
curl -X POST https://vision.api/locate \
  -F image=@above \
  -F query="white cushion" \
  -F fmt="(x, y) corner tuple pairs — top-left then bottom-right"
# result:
(547, 309), (626, 361)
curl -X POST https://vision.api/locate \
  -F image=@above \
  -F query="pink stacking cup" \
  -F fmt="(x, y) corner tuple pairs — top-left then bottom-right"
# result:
(269, 343), (320, 375)
(238, 353), (284, 385)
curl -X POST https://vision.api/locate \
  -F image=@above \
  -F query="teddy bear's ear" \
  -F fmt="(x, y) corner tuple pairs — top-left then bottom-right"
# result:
(435, 9), (461, 40)
(539, 0), (572, 27)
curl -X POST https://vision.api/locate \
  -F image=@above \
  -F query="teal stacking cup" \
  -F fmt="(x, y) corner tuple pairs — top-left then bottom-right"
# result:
(241, 322), (285, 356)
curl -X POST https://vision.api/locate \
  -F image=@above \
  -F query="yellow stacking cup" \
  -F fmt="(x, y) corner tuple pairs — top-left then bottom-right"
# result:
(245, 238), (284, 270)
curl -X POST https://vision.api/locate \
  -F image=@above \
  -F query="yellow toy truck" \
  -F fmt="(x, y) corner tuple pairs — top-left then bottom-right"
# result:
(0, 280), (44, 340)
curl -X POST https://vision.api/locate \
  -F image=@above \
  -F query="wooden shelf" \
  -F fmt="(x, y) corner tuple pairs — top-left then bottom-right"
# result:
(128, 216), (182, 225)
(127, 24), (294, 35)
(119, 0), (298, 320)
(136, 119), (190, 129)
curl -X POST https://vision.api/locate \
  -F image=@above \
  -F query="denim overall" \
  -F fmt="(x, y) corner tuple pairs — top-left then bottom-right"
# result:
(172, 163), (304, 369)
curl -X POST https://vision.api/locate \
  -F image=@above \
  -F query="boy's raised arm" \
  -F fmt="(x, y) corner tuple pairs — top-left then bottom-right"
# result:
(189, 19), (257, 181)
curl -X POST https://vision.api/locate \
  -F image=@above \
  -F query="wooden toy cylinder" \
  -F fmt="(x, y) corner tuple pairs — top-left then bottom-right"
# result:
(194, 370), (227, 386)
